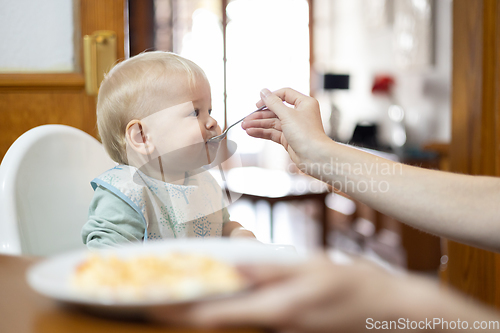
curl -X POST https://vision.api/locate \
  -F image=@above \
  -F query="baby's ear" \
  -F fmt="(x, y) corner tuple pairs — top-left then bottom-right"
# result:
(125, 120), (155, 156)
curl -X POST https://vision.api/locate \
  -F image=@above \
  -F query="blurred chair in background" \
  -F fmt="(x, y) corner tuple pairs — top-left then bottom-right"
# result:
(0, 125), (115, 256)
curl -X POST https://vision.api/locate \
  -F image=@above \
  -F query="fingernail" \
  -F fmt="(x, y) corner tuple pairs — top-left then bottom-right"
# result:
(260, 88), (271, 98)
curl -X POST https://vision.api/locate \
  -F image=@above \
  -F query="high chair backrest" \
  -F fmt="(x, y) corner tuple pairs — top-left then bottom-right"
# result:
(0, 125), (116, 256)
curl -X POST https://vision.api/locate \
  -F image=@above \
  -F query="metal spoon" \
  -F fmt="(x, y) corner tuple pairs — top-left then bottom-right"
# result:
(207, 105), (267, 143)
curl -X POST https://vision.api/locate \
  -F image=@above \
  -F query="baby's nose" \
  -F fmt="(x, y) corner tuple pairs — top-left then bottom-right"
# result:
(205, 116), (217, 129)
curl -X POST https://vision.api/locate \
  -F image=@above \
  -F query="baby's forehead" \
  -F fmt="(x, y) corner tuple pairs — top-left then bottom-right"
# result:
(152, 63), (206, 83)
(154, 70), (207, 96)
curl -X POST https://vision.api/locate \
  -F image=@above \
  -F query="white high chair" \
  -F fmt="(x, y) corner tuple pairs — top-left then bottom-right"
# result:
(0, 125), (116, 256)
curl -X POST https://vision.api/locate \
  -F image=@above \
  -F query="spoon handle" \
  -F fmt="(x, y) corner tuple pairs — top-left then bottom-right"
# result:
(226, 105), (267, 133)
(209, 105), (267, 142)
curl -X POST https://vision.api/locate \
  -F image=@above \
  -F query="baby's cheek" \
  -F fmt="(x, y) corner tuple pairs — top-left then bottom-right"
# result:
(188, 126), (206, 144)
(174, 130), (204, 156)
(176, 121), (205, 145)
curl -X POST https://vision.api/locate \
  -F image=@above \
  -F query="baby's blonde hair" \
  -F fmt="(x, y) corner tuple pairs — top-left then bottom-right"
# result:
(96, 51), (207, 164)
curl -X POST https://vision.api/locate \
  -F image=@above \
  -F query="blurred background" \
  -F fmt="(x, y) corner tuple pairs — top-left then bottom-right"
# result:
(0, 0), (451, 272)
(3, 0), (500, 314)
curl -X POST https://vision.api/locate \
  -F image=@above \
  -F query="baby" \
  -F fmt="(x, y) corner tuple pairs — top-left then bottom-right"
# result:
(82, 51), (255, 249)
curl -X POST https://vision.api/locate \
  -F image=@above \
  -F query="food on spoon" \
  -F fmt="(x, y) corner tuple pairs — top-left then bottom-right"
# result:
(72, 252), (244, 301)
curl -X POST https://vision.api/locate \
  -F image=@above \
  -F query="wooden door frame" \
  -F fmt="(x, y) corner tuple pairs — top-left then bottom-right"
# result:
(444, 0), (500, 307)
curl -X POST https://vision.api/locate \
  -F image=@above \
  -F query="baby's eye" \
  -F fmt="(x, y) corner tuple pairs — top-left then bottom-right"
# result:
(189, 109), (199, 117)
(208, 109), (212, 115)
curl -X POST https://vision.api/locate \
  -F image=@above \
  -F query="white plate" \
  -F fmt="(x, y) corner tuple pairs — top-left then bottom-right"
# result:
(26, 239), (300, 316)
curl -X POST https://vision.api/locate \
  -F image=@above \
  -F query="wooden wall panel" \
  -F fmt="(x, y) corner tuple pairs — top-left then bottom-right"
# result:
(0, 84), (90, 161)
(0, 91), (84, 153)
(445, 0), (500, 307)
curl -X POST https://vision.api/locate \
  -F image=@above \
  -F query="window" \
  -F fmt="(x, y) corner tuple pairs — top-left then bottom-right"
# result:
(155, 0), (310, 167)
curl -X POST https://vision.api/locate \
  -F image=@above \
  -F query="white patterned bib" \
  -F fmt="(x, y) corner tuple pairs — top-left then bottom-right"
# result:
(91, 165), (228, 241)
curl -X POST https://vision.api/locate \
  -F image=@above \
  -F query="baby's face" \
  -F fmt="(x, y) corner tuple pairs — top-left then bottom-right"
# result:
(139, 76), (221, 174)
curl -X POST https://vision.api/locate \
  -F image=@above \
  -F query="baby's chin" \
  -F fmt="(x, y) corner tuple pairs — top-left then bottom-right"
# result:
(146, 141), (220, 175)
(169, 142), (219, 171)
(205, 141), (220, 164)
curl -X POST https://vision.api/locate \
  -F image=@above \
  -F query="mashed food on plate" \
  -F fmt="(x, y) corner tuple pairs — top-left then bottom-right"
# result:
(72, 252), (244, 301)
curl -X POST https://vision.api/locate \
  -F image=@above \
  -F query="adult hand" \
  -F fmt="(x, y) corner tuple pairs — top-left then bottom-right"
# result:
(242, 88), (330, 167)
(150, 255), (464, 333)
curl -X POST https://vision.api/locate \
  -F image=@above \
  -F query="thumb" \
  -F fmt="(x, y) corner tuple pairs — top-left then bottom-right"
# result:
(260, 88), (290, 119)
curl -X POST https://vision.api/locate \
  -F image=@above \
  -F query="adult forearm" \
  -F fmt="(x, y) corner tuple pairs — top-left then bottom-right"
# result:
(248, 88), (500, 250)
(304, 139), (500, 251)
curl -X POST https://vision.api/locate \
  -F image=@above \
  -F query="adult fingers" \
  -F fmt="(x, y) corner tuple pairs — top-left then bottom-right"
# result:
(238, 263), (301, 285)
(241, 110), (278, 128)
(259, 88), (294, 120)
(238, 255), (333, 287)
(244, 109), (278, 122)
(152, 256), (333, 328)
(256, 88), (310, 111)
(241, 118), (282, 131)
(190, 259), (334, 329)
(245, 128), (284, 145)
(271, 87), (312, 109)
(188, 278), (305, 328)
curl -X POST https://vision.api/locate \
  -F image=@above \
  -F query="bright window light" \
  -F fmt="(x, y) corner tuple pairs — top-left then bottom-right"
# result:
(173, 0), (310, 162)
(179, 8), (225, 131)
(226, 0), (310, 155)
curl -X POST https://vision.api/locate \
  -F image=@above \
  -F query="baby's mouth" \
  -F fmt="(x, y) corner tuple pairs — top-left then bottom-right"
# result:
(205, 135), (219, 144)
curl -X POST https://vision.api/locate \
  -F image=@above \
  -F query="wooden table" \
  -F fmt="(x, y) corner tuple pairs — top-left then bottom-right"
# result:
(0, 255), (261, 333)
